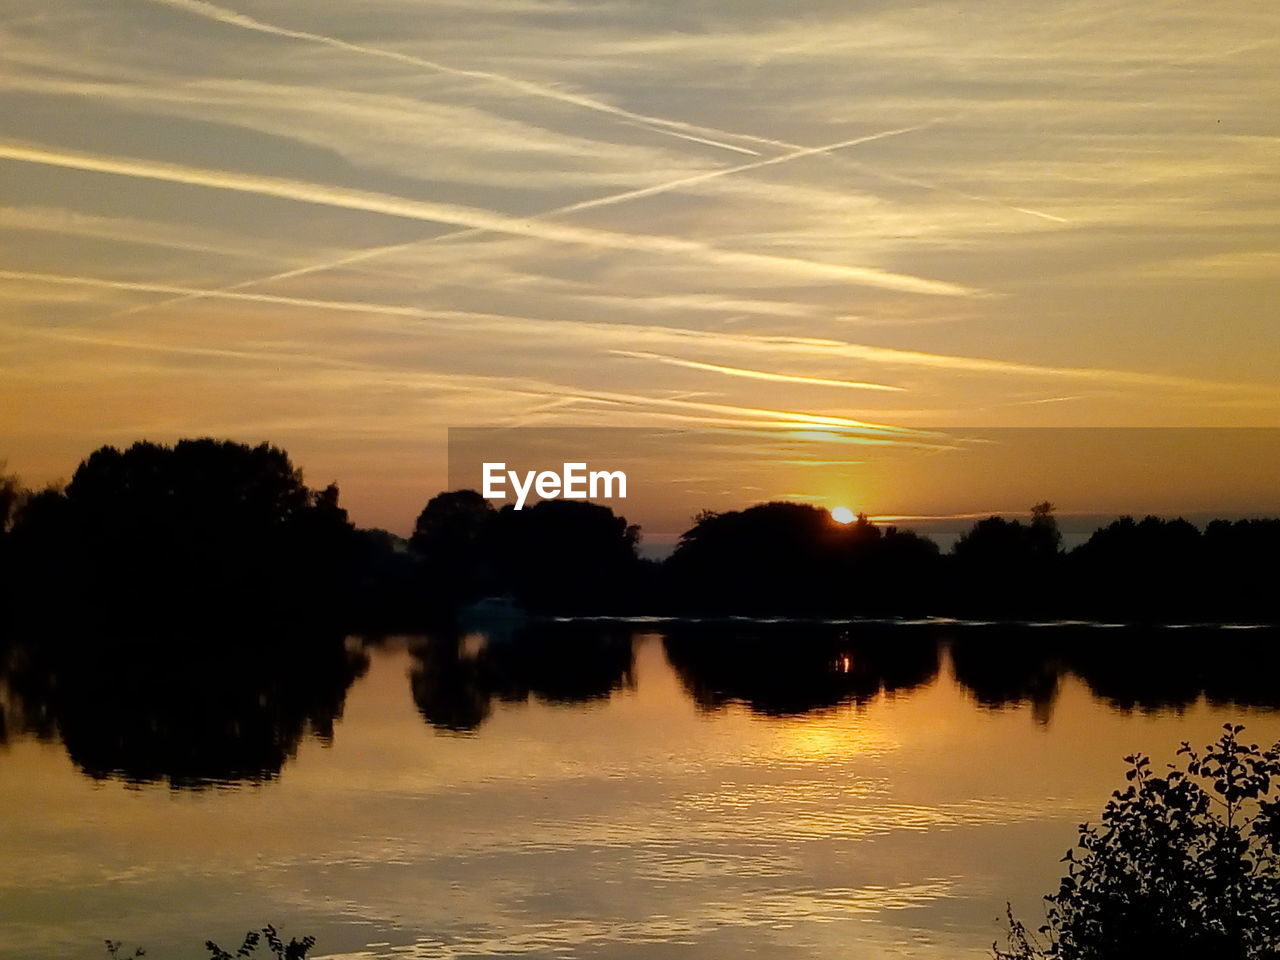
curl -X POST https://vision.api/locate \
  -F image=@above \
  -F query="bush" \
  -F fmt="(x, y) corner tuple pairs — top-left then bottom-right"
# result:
(206, 926), (315, 960)
(996, 724), (1280, 959)
(103, 926), (313, 960)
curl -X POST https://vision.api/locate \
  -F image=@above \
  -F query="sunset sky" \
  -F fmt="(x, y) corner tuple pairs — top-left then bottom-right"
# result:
(2, 0), (1278, 535)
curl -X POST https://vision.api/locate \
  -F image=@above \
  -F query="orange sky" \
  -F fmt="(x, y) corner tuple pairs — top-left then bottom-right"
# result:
(2, 0), (1278, 534)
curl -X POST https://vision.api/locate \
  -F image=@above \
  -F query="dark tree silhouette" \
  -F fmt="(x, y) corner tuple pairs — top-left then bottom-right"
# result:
(948, 503), (1063, 617)
(6, 437), (1280, 624)
(486, 499), (642, 614)
(410, 489), (497, 607)
(663, 501), (939, 616)
(6, 439), (355, 623)
(407, 492), (642, 614)
(996, 725), (1280, 959)
(1067, 515), (1205, 621)
(0, 467), (22, 535)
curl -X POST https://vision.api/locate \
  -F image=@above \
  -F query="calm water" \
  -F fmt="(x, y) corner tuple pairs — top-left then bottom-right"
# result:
(3, 622), (1279, 960)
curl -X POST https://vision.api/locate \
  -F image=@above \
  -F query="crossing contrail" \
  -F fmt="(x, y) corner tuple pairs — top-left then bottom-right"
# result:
(145, 0), (1068, 223)
(147, 0), (773, 157)
(7, 269), (1270, 395)
(104, 122), (949, 320)
(0, 141), (975, 296)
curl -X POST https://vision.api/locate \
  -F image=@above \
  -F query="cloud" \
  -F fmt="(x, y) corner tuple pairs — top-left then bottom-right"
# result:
(144, 0), (775, 157)
(0, 74), (715, 192)
(611, 351), (906, 393)
(5, 270), (1269, 399)
(0, 141), (973, 295)
(15, 324), (930, 441)
(0, 204), (313, 264)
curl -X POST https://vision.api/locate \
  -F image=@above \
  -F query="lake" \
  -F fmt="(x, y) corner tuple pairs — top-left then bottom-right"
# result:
(3, 621), (1279, 960)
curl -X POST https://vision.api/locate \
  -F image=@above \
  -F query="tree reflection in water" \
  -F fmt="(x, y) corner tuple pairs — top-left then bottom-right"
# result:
(664, 623), (941, 716)
(0, 628), (368, 787)
(409, 622), (636, 733)
(947, 624), (1280, 720)
(5, 621), (1280, 786)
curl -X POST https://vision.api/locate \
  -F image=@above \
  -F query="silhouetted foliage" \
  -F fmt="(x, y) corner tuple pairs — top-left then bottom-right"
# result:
(411, 489), (497, 608)
(488, 499), (642, 614)
(948, 503), (1063, 617)
(6, 439), (357, 624)
(102, 926), (313, 960)
(0, 466), (23, 536)
(345, 527), (423, 627)
(206, 926), (314, 960)
(409, 491), (642, 614)
(663, 501), (940, 616)
(1067, 515), (1203, 621)
(6, 437), (1280, 622)
(996, 725), (1280, 959)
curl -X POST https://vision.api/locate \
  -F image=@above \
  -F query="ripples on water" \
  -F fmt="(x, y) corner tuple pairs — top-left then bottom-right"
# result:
(2, 621), (1279, 960)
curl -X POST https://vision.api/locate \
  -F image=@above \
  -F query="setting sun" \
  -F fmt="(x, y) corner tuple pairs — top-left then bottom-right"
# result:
(830, 506), (856, 524)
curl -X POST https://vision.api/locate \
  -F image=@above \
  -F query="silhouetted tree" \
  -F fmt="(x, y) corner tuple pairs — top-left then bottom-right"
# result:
(487, 499), (642, 614)
(0, 467), (22, 535)
(996, 725), (1280, 959)
(663, 501), (940, 616)
(6, 439), (355, 623)
(1068, 515), (1204, 621)
(1201, 519), (1280, 622)
(206, 926), (315, 960)
(410, 489), (496, 608)
(949, 504), (1063, 617)
(346, 527), (423, 627)
(0, 468), (26, 621)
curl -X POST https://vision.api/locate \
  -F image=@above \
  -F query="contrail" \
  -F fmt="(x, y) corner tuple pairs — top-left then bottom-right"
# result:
(20, 324), (925, 439)
(144, 0), (1067, 223)
(7, 269), (1271, 395)
(827, 161), (1071, 224)
(107, 123), (945, 320)
(0, 142), (974, 295)
(610, 350), (906, 392)
(146, 0), (769, 157)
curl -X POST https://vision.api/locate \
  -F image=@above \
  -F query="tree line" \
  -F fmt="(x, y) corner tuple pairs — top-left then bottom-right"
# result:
(1, 438), (1277, 627)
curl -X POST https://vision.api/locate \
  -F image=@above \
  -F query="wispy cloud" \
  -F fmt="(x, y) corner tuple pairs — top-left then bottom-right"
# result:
(91, 125), (961, 324)
(5, 270), (1268, 398)
(15, 323), (928, 441)
(0, 204), (312, 264)
(0, 142), (972, 295)
(5, 0), (1279, 520)
(145, 0), (776, 157)
(611, 351), (906, 393)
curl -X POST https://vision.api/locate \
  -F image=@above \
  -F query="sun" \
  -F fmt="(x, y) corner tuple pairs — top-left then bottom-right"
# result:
(830, 506), (856, 524)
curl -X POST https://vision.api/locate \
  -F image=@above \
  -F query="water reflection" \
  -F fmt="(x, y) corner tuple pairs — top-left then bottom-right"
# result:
(409, 622), (635, 733)
(4, 621), (1280, 787)
(4, 620), (1280, 960)
(664, 623), (940, 716)
(948, 624), (1280, 719)
(0, 630), (368, 787)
